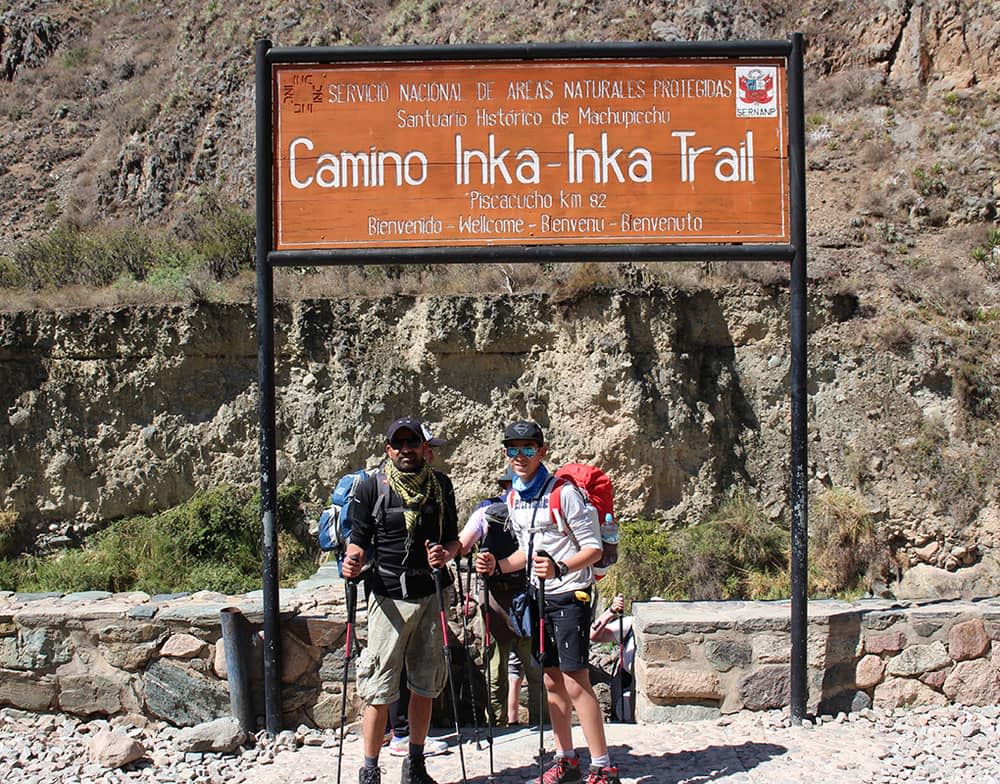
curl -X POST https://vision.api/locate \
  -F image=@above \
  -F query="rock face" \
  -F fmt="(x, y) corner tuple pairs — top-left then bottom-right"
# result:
(0, 290), (856, 538)
(0, 1), (998, 593)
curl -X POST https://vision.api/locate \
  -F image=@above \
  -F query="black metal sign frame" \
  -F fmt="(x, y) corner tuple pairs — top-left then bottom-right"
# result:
(255, 36), (809, 733)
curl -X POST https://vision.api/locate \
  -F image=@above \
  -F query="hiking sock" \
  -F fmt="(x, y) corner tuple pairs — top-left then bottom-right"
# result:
(409, 742), (424, 759)
(364, 756), (379, 769)
(590, 754), (610, 769)
(556, 750), (578, 760)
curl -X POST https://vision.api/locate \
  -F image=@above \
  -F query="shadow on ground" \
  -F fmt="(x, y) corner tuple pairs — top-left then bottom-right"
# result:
(458, 740), (788, 783)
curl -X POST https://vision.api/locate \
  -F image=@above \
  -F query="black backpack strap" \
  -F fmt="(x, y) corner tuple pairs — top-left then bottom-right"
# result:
(365, 470), (389, 570)
(374, 470), (389, 525)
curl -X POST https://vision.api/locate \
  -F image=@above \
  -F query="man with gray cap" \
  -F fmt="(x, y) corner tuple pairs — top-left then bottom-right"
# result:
(342, 417), (460, 784)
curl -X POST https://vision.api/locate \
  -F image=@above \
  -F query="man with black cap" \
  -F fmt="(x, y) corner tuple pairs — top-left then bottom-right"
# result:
(458, 467), (545, 728)
(342, 417), (460, 784)
(475, 421), (620, 784)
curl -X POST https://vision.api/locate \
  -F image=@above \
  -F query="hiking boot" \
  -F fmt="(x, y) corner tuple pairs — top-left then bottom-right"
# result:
(585, 765), (621, 784)
(531, 756), (583, 783)
(359, 766), (382, 784)
(400, 755), (439, 784)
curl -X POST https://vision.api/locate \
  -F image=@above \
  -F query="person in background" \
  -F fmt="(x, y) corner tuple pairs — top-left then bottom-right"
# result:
(590, 594), (635, 723)
(342, 417), (460, 784)
(589, 594), (634, 674)
(458, 467), (545, 727)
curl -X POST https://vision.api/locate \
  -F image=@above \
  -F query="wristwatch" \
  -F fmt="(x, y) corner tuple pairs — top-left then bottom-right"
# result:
(556, 560), (569, 578)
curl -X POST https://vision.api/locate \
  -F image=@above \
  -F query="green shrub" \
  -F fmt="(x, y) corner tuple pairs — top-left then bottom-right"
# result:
(0, 484), (315, 594)
(684, 488), (789, 600)
(2, 193), (254, 293)
(599, 518), (686, 602)
(176, 191), (255, 280)
(601, 488), (790, 602)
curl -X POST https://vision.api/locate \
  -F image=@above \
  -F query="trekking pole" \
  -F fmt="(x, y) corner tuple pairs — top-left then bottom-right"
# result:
(460, 552), (483, 751)
(433, 565), (469, 784)
(479, 547), (496, 781)
(535, 549), (550, 784)
(616, 609), (626, 722)
(336, 570), (360, 784)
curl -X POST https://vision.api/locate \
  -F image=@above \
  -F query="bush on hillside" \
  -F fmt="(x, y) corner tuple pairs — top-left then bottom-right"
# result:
(0, 191), (254, 293)
(0, 484), (315, 594)
(602, 488), (791, 603)
(811, 486), (887, 597)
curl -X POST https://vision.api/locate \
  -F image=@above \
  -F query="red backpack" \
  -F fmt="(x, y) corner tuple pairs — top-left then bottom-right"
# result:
(552, 464), (614, 525)
(544, 464), (618, 580)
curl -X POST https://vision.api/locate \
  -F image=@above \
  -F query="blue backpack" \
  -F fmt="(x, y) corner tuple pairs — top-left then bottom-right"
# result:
(316, 469), (388, 574)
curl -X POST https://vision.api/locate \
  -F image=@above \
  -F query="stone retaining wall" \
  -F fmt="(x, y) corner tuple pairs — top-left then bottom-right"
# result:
(0, 587), (356, 729)
(634, 597), (1000, 721)
(4, 589), (999, 728)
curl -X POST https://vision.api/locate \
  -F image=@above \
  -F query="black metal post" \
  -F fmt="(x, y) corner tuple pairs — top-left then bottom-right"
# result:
(220, 607), (254, 732)
(787, 32), (809, 724)
(255, 37), (281, 736)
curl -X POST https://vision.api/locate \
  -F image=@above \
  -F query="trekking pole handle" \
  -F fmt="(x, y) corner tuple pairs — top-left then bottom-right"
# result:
(535, 549), (561, 580)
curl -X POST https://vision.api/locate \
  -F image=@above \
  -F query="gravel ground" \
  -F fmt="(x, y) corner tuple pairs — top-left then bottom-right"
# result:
(2, 704), (1000, 784)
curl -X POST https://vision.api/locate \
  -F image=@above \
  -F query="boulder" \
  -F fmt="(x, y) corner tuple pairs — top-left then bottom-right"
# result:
(752, 634), (791, 664)
(864, 630), (906, 655)
(636, 661), (721, 701)
(855, 654), (885, 689)
(943, 660), (1000, 706)
(175, 716), (246, 753)
(143, 660), (230, 727)
(89, 728), (146, 769)
(873, 677), (947, 709)
(948, 619), (990, 662)
(0, 670), (57, 711)
(705, 640), (751, 672)
(885, 641), (951, 677)
(161, 632), (209, 659)
(895, 560), (1000, 601)
(738, 666), (790, 711)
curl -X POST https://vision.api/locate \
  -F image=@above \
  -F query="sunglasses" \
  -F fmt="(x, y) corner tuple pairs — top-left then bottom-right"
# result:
(390, 437), (423, 450)
(505, 446), (538, 458)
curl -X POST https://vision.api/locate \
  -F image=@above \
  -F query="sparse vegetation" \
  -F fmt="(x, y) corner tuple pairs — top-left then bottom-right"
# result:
(0, 510), (20, 558)
(603, 488), (792, 602)
(811, 487), (886, 597)
(972, 227), (1000, 280)
(0, 484), (315, 594)
(0, 192), (254, 293)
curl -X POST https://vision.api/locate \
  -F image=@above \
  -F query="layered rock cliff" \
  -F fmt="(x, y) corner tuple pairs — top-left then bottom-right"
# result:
(3, 283), (994, 580)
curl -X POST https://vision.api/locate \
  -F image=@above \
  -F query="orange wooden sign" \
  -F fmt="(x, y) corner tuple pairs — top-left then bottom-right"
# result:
(272, 59), (789, 250)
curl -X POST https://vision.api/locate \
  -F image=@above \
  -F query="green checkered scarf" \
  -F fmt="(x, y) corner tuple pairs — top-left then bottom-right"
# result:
(384, 460), (444, 561)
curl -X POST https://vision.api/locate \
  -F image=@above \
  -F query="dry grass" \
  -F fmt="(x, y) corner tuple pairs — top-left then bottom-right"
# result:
(811, 486), (888, 596)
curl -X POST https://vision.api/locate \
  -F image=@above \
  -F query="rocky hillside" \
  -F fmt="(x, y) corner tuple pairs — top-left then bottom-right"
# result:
(0, 1), (999, 593)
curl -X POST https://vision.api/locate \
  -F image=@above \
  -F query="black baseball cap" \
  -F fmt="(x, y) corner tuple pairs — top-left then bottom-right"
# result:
(386, 417), (425, 443)
(502, 420), (544, 445)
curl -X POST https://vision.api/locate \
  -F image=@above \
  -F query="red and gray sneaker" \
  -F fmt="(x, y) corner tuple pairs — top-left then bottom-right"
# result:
(532, 756), (583, 783)
(586, 765), (621, 784)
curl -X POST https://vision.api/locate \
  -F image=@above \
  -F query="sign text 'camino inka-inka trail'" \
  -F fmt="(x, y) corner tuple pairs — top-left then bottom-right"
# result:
(272, 59), (789, 249)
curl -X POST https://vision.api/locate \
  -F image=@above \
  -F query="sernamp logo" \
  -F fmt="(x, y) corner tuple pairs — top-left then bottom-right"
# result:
(735, 66), (778, 118)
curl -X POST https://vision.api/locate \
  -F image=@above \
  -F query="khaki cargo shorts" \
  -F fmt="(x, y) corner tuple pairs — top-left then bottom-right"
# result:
(355, 592), (447, 705)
